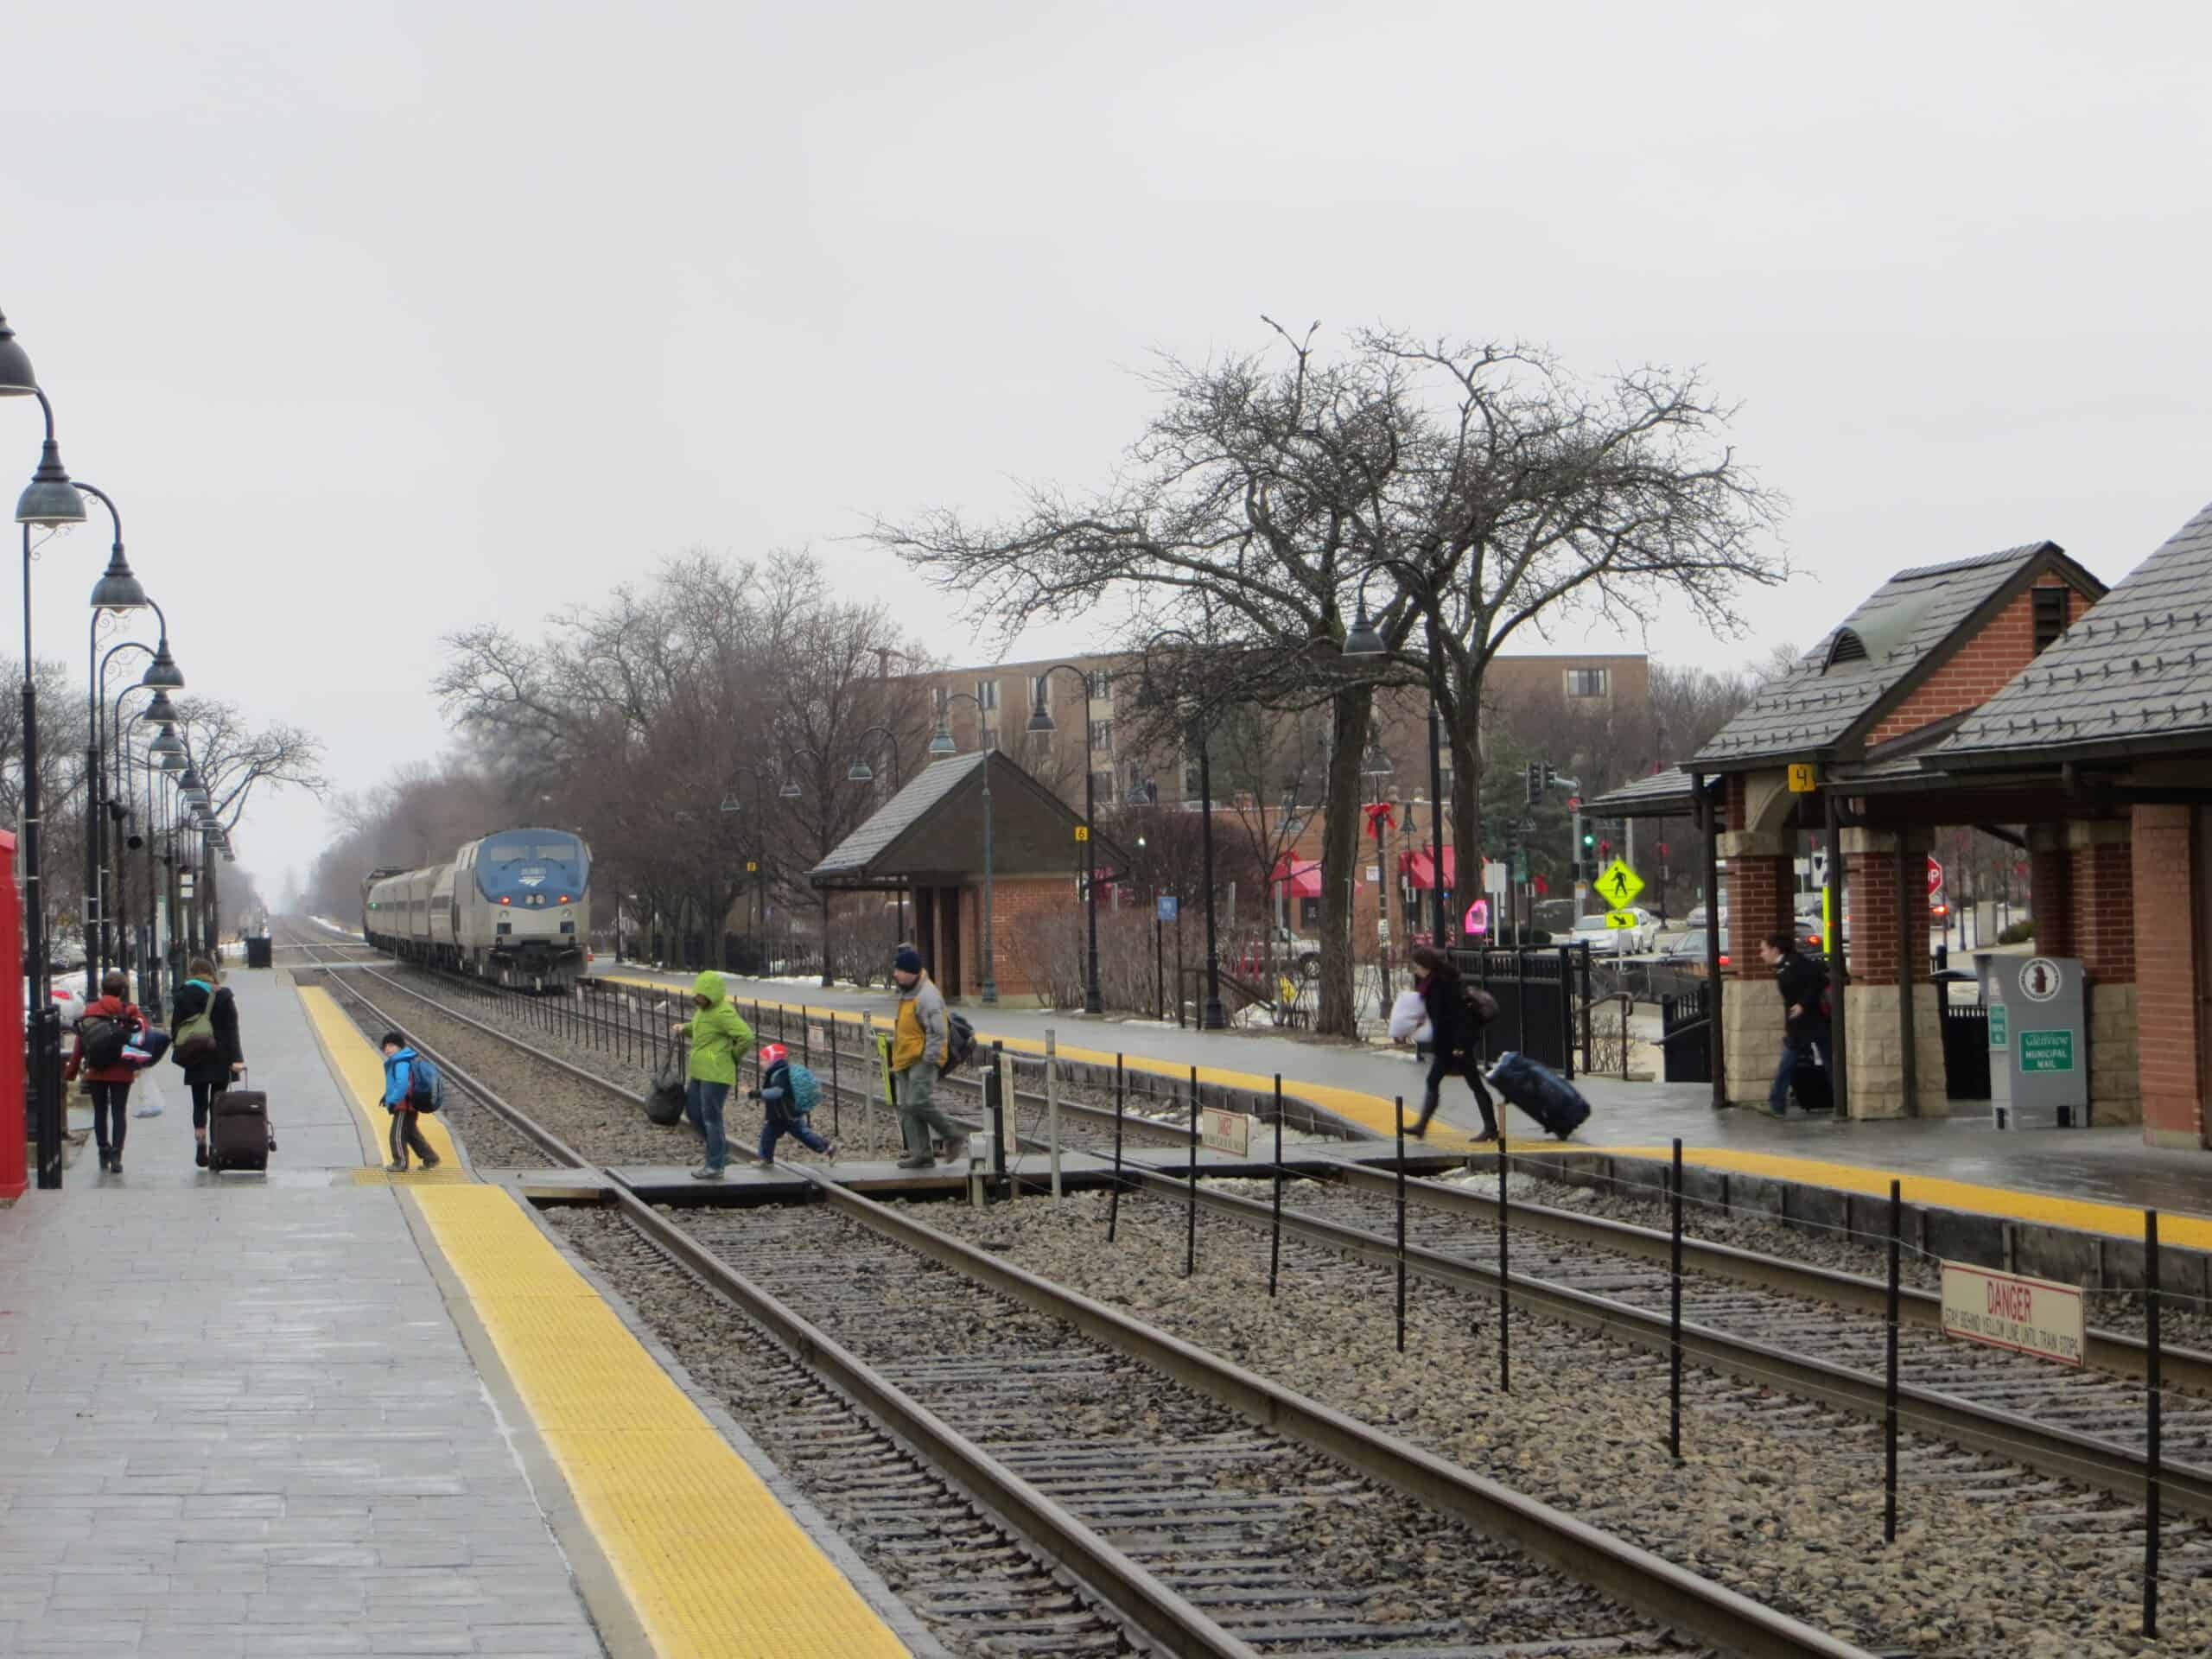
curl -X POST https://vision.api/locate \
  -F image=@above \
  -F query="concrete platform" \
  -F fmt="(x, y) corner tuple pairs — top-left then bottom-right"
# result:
(5, 967), (922, 1657)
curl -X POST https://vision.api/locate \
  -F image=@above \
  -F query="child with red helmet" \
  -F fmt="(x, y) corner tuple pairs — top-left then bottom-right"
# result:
(748, 1041), (836, 1169)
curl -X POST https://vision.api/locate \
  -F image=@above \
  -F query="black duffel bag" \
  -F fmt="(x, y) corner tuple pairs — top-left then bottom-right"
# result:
(646, 1044), (687, 1126)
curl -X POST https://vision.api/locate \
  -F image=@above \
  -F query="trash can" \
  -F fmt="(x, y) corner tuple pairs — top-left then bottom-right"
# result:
(245, 937), (273, 969)
(1982, 952), (2088, 1129)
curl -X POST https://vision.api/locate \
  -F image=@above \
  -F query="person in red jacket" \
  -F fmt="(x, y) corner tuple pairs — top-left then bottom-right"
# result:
(65, 971), (145, 1175)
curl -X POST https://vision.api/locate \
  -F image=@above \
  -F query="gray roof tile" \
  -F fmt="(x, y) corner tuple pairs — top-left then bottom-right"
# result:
(1940, 502), (2212, 763)
(1580, 768), (1716, 818)
(809, 752), (986, 879)
(1690, 543), (2059, 768)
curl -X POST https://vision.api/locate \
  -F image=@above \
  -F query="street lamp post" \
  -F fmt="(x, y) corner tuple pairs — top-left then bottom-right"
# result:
(846, 724), (908, 940)
(931, 693), (997, 1004)
(1023, 664), (1103, 1014)
(5, 314), (91, 1190)
(1342, 561), (1452, 944)
(1134, 632), (1227, 1030)
(78, 487), (152, 983)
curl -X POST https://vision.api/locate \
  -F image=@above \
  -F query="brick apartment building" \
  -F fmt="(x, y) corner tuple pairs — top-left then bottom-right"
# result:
(899, 648), (1649, 946)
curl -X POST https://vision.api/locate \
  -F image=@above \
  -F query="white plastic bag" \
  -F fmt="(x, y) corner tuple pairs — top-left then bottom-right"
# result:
(132, 1068), (167, 1119)
(1387, 988), (1432, 1045)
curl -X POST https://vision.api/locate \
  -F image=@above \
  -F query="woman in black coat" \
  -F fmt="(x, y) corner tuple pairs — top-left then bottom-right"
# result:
(1408, 944), (1498, 1141)
(170, 956), (244, 1169)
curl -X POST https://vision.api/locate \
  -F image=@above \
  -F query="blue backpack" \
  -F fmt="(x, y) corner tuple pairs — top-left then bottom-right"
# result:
(784, 1061), (819, 1116)
(405, 1055), (447, 1113)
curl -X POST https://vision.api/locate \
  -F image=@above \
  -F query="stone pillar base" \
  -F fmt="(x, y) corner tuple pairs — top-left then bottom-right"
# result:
(2089, 982), (2141, 1126)
(1723, 978), (1784, 1107)
(1843, 982), (1948, 1120)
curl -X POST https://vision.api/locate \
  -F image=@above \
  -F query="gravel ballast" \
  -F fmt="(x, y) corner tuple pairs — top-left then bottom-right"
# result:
(917, 1187), (2209, 1658)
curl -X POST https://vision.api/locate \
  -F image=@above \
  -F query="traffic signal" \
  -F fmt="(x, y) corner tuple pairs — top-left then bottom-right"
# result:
(1599, 839), (1611, 858)
(1524, 761), (1541, 806)
(1581, 829), (1596, 849)
(1542, 762), (1559, 790)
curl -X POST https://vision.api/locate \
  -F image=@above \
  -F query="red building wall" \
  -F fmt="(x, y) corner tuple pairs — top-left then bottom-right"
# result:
(2134, 805), (2203, 1145)
(1868, 578), (2092, 744)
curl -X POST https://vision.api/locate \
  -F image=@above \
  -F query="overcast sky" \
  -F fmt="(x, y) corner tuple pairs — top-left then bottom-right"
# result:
(8, 1), (2210, 900)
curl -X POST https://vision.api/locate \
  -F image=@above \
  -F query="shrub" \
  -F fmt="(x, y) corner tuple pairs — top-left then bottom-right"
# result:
(1997, 918), (2035, 945)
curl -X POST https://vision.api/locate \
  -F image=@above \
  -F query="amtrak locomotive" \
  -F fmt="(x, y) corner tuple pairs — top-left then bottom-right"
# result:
(363, 828), (591, 990)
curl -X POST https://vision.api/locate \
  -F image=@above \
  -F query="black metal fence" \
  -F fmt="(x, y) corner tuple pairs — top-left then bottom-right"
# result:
(721, 932), (826, 980)
(1939, 1001), (1991, 1100)
(1661, 983), (1712, 1083)
(1447, 944), (1592, 1077)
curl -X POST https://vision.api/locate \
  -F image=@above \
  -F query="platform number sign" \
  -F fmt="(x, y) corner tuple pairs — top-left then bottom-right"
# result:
(1074, 824), (1090, 842)
(1595, 858), (1644, 909)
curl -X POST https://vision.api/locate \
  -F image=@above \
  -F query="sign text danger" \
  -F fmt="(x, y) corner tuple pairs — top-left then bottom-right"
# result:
(1939, 1262), (2084, 1366)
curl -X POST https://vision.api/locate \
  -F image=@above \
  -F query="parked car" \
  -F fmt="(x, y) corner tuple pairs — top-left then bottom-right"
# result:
(1663, 932), (1732, 971)
(1572, 908), (1660, 954)
(1681, 904), (1727, 933)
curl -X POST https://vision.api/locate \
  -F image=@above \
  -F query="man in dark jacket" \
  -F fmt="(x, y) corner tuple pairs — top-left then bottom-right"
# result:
(1758, 931), (1829, 1115)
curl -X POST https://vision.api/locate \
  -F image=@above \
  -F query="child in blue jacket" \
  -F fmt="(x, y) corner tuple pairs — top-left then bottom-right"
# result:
(378, 1031), (442, 1174)
(749, 1042), (836, 1169)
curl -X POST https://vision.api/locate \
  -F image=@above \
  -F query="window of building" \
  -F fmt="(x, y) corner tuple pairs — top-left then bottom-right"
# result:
(1181, 758), (1204, 799)
(1087, 670), (1115, 700)
(932, 685), (948, 715)
(1567, 667), (1609, 698)
(1088, 719), (1113, 754)
(1090, 769), (1115, 805)
(1027, 674), (1048, 711)
(981, 728), (999, 753)
(976, 678), (999, 711)
(2032, 586), (2069, 655)
(1299, 897), (1322, 929)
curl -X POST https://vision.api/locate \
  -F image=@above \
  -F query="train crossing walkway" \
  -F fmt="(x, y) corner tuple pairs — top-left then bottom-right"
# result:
(0, 965), (921, 1659)
(597, 962), (2212, 1243)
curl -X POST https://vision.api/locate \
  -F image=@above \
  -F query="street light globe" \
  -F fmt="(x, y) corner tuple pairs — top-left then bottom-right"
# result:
(141, 640), (185, 691)
(846, 760), (874, 783)
(87, 548), (148, 611)
(928, 723), (957, 757)
(779, 779), (802, 799)
(0, 312), (37, 394)
(1026, 702), (1056, 734)
(16, 442), (86, 527)
(1342, 605), (1387, 658)
(149, 724), (184, 759)
(144, 690), (180, 724)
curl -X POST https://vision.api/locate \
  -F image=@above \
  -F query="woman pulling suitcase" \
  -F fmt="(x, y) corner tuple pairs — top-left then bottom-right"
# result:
(170, 957), (245, 1170)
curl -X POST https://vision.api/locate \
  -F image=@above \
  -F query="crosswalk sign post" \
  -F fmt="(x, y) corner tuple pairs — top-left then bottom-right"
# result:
(1595, 858), (1644, 910)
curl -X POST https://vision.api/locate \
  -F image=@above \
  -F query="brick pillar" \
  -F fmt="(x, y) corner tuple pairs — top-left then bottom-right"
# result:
(2067, 821), (2139, 1125)
(1719, 829), (1793, 1104)
(2131, 807), (2195, 1145)
(2028, 824), (2071, 957)
(1838, 828), (1945, 1119)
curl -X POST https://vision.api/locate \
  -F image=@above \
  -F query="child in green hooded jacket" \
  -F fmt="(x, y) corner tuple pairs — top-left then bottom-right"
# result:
(671, 970), (753, 1179)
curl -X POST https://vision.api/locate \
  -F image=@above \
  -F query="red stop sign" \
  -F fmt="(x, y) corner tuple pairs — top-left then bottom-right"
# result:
(1566, 796), (1581, 812)
(1927, 856), (1945, 897)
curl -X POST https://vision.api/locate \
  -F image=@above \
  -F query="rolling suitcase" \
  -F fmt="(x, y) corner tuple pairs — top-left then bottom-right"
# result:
(208, 1069), (273, 1173)
(1789, 1058), (1834, 1114)
(1486, 1051), (1592, 1140)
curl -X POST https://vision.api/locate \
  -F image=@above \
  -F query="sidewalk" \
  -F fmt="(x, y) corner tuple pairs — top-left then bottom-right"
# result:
(0, 966), (607, 1656)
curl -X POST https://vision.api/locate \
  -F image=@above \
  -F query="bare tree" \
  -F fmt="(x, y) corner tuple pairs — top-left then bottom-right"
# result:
(173, 698), (327, 837)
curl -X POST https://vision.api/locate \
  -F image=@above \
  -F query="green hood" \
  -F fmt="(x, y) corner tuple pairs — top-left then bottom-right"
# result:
(692, 970), (727, 1003)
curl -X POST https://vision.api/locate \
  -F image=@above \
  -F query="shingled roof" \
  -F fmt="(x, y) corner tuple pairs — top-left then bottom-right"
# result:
(809, 752), (988, 880)
(1940, 499), (2212, 768)
(1690, 541), (2094, 770)
(1579, 767), (1717, 820)
(808, 749), (1130, 887)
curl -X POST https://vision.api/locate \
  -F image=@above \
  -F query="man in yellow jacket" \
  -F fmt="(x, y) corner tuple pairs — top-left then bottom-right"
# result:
(891, 946), (967, 1169)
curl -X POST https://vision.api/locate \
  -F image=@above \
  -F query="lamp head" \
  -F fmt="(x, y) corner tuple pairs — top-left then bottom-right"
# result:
(88, 545), (148, 611)
(846, 759), (874, 783)
(0, 311), (36, 394)
(718, 794), (741, 813)
(149, 722), (183, 759)
(16, 442), (86, 527)
(779, 779), (802, 799)
(144, 689), (180, 723)
(141, 640), (184, 691)
(927, 723), (957, 757)
(1361, 747), (1393, 777)
(1025, 696), (1056, 734)
(1342, 603), (1386, 658)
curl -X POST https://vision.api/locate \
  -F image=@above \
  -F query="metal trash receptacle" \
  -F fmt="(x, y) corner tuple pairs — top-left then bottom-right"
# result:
(1983, 952), (2088, 1129)
(245, 937), (273, 969)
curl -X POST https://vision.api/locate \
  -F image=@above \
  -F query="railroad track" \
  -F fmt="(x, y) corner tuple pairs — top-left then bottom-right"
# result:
(284, 924), (1869, 1659)
(288, 927), (2212, 1521)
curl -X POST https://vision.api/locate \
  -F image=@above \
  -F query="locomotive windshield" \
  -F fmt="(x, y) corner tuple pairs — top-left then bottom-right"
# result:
(474, 830), (590, 903)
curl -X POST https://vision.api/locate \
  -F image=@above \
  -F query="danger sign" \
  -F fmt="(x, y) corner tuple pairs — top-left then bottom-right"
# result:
(1940, 1262), (2083, 1366)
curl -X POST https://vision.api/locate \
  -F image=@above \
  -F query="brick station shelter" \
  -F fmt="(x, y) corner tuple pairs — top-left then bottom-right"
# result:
(807, 748), (1128, 1006)
(1592, 506), (2212, 1146)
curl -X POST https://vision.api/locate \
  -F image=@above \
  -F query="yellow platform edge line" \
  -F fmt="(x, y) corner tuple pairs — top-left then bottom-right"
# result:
(411, 1186), (910, 1659)
(598, 973), (2210, 1247)
(297, 979), (909, 1657)
(1593, 1144), (2212, 1253)
(296, 985), (465, 1175)
(597, 973), (1486, 1150)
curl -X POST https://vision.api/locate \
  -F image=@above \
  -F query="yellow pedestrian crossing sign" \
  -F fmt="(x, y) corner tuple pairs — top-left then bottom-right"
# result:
(1596, 858), (1644, 908)
(1605, 909), (1641, 930)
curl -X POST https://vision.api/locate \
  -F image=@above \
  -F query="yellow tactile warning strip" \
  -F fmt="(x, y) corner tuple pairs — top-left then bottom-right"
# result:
(410, 1185), (911, 1659)
(1595, 1145), (2212, 1253)
(598, 973), (1491, 1152)
(296, 985), (467, 1179)
(296, 978), (912, 1657)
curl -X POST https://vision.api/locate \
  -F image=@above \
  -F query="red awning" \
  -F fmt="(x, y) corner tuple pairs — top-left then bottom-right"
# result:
(1270, 856), (1323, 899)
(1396, 846), (1457, 890)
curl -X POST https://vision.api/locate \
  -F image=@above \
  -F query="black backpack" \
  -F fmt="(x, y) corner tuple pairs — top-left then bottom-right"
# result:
(79, 1014), (129, 1071)
(1460, 982), (1500, 1027)
(940, 1012), (978, 1075)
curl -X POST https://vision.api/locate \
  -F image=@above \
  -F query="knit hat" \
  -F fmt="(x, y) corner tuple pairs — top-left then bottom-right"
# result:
(894, 945), (923, 976)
